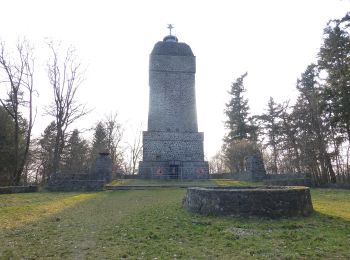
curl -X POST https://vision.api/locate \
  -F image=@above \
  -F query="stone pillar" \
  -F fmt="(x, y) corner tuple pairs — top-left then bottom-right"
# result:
(94, 152), (112, 183)
(245, 154), (266, 182)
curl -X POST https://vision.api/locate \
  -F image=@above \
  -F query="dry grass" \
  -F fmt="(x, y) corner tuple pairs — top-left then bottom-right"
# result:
(0, 192), (98, 229)
(0, 183), (349, 259)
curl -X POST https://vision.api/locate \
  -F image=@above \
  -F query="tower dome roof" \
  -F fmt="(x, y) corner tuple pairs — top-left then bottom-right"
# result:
(151, 39), (194, 57)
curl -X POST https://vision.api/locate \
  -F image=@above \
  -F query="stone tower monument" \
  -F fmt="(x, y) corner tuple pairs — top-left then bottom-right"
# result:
(139, 25), (209, 179)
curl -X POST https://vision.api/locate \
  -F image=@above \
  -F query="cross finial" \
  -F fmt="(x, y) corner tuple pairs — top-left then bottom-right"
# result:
(167, 24), (174, 35)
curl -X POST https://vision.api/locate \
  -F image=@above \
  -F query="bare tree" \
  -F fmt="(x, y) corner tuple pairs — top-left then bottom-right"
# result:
(46, 42), (88, 174)
(126, 126), (143, 175)
(223, 139), (259, 173)
(104, 113), (124, 174)
(209, 150), (228, 174)
(0, 39), (35, 185)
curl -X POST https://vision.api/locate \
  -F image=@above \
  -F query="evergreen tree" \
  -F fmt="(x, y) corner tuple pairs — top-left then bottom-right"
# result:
(63, 129), (90, 173)
(37, 121), (56, 182)
(294, 64), (336, 184)
(319, 13), (350, 142)
(224, 73), (253, 141)
(0, 106), (16, 185)
(223, 73), (259, 172)
(279, 103), (302, 174)
(90, 122), (108, 164)
(258, 97), (283, 174)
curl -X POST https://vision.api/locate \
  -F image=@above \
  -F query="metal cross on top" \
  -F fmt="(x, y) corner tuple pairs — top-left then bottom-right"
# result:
(167, 24), (174, 35)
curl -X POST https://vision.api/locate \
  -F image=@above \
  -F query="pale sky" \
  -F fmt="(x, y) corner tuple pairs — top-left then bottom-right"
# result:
(0, 0), (349, 159)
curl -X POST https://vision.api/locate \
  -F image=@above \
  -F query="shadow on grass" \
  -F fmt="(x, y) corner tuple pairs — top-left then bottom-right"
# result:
(0, 189), (184, 259)
(0, 192), (99, 229)
(1, 188), (350, 259)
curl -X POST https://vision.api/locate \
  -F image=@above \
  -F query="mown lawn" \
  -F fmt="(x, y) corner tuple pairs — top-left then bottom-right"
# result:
(0, 183), (349, 259)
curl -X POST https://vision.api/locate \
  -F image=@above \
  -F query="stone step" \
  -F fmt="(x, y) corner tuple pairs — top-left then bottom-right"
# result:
(104, 184), (212, 190)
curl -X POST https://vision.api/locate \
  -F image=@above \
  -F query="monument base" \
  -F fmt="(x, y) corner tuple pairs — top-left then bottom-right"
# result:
(139, 160), (209, 180)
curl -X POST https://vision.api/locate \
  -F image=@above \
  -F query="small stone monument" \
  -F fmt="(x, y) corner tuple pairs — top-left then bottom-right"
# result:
(46, 152), (112, 191)
(244, 154), (266, 182)
(94, 152), (112, 183)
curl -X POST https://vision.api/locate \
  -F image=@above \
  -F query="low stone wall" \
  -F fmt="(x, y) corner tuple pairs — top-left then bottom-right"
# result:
(317, 183), (350, 189)
(46, 179), (104, 192)
(0, 185), (38, 194)
(265, 178), (312, 187)
(209, 172), (264, 182)
(183, 186), (313, 218)
(265, 173), (312, 187)
(230, 172), (262, 182)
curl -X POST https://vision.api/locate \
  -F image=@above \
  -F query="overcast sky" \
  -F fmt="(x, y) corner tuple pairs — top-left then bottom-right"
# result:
(1, 0), (349, 158)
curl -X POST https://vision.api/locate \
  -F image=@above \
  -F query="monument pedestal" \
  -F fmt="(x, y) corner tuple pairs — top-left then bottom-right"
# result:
(139, 131), (209, 179)
(139, 161), (209, 180)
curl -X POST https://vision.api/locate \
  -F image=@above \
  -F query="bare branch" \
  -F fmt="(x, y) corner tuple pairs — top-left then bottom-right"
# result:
(0, 38), (36, 185)
(46, 41), (88, 173)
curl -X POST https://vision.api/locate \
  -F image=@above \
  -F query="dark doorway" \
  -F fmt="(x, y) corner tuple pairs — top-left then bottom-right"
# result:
(170, 165), (179, 179)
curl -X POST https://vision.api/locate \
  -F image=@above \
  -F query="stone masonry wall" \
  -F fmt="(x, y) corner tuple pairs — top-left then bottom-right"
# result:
(139, 161), (209, 180)
(148, 58), (197, 132)
(149, 55), (196, 73)
(142, 131), (204, 162)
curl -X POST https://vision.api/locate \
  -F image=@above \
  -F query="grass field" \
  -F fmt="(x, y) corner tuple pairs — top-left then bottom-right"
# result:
(0, 181), (349, 259)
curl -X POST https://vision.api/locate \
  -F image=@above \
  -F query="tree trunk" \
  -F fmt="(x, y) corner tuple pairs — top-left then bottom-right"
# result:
(13, 98), (20, 185)
(52, 129), (61, 175)
(325, 153), (336, 183)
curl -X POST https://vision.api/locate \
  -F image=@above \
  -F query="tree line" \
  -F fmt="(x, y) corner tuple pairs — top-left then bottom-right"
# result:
(0, 41), (142, 186)
(1, 13), (348, 186)
(210, 13), (350, 185)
